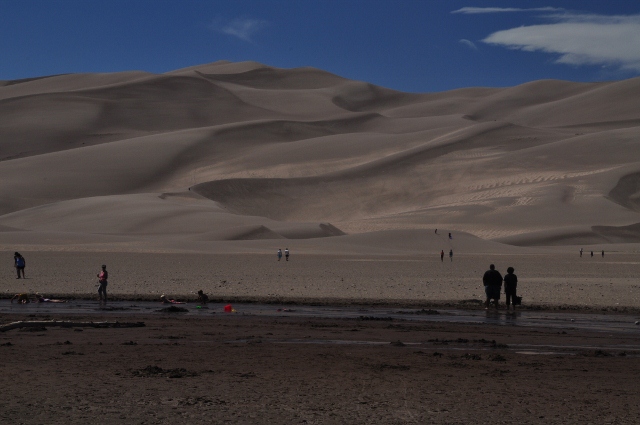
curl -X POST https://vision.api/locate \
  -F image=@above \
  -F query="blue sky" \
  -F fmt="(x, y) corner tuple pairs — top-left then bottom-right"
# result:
(1, 0), (639, 93)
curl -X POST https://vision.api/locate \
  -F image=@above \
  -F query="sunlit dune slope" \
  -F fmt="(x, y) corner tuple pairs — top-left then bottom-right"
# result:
(1, 61), (640, 251)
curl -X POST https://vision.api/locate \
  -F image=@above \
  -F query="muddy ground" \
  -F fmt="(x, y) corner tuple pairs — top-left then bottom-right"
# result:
(1, 311), (639, 424)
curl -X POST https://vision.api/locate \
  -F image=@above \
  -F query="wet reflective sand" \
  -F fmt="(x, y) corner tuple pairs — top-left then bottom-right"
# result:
(3, 299), (639, 335)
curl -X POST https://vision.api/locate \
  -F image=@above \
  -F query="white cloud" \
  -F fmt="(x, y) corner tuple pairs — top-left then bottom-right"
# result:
(459, 39), (477, 50)
(482, 14), (640, 71)
(452, 7), (563, 14)
(211, 18), (268, 43)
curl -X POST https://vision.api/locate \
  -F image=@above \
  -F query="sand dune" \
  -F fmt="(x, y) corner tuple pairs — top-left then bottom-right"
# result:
(1, 61), (640, 254)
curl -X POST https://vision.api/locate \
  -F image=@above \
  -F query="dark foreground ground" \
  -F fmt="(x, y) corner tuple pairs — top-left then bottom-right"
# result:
(1, 311), (639, 424)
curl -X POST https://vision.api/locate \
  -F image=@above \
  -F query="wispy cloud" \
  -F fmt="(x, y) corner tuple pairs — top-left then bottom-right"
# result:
(452, 7), (563, 14)
(482, 14), (640, 71)
(459, 39), (477, 50)
(210, 18), (268, 43)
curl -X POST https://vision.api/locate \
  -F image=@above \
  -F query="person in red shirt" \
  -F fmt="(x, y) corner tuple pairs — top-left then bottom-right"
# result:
(97, 264), (108, 302)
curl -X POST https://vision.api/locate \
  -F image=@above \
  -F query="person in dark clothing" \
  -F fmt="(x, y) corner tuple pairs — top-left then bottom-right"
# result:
(601, 250), (604, 258)
(449, 249), (453, 262)
(440, 250), (444, 262)
(14, 252), (25, 279)
(196, 290), (209, 304)
(97, 264), (108, 302)
(482, 264), (503, 310)
(504, 267), (518, 312)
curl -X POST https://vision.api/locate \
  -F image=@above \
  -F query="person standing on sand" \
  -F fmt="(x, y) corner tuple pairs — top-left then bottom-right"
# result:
(503, 267), (518, 312)
(14, 252), (25, 279)
(285, 248), (290, 261)
(448, 233), (452, 240)
(580, 248), (583, 257)
(483, 264), (503, 310)
(97, 264), (108, 302)
(435, 229), (438, 234)
(449, 249), (453, 262)
(277, 249), (282, 261)
(602, 250), (604, 258)
(440, 250), (444, 262)
(591, 251), (594, 257)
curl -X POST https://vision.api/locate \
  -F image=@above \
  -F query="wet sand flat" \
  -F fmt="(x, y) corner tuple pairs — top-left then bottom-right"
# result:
(1, 312), (639, 424)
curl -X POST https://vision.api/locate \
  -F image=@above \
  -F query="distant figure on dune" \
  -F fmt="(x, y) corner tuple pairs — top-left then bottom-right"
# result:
(602, 250), (604, 258)
(97, 264), (108, 302)
(440, 250), (444, 262)
(580, 248), (583, 257)
(591, 251), (594, 257)
(449, 249), (453, 262)
(503, 267), (518, 312)
(161, 295), (185, 304)
(435, 229), (438, 234)
(14, 252), (25, 279)
(277, 249), (283, 261)
(483, 264), (503, 310)
(448, 233), (452, 240)
(285, 248), (290, 261)
(196, 290), (209, 304)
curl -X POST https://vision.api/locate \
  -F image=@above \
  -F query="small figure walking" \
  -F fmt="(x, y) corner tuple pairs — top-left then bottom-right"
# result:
(435, 229), (438, 234)
(449, 249), (453, 262)
(14, 252), (25, 279)
(448, 233), (452, 240)
(285, 248), (290, 261)
(277, 249), (283, 261)
(580, 248), (583, 257)
(601, 250), (604, 258)
(97, 264), (108, 302)
(440, 250), (444, 262)
(591, 251), (594, 257)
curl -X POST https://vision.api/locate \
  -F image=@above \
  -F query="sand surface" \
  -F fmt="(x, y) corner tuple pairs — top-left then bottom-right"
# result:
(1, 62), (640, 308)
(2, 250), (640, 310)
(1, 61), (640, 254)
(4, 60), (640, 424)
(2, 311), (640, 424)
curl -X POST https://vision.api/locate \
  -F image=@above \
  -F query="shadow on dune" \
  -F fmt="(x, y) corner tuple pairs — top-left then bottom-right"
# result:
(197, 67), (348, 90)
(497, 222), (640, 246)
(592, 222), (640, 243)
(608, 172), (640, 213)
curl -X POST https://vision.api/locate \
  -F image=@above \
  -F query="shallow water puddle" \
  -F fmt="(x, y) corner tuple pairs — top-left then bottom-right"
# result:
(2, 300), (639, 335)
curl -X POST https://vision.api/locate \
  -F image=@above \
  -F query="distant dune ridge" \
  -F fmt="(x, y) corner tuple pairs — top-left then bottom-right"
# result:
(1, 60), (640, 253)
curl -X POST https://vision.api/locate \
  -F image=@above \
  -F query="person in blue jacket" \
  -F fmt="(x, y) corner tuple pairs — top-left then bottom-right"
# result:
(14, 252), (26, 279)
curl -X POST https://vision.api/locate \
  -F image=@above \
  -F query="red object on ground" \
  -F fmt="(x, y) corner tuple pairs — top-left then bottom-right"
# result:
(224, 304), (233, 313)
